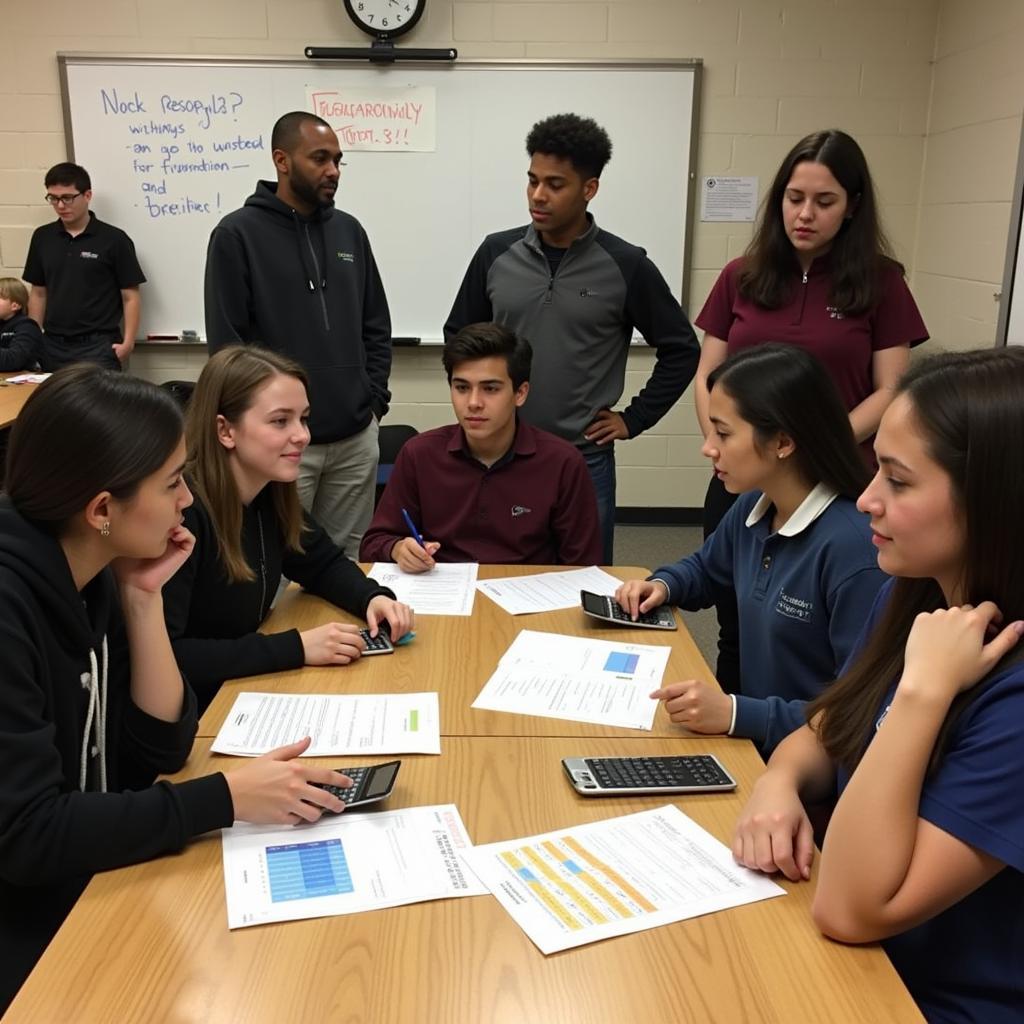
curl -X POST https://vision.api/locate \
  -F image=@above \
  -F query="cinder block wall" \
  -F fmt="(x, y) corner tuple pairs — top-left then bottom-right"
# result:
(7, 1), (1017, 509)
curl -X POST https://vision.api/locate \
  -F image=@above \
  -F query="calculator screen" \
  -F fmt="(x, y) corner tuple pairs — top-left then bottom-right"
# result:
(363, 762), (399, 798)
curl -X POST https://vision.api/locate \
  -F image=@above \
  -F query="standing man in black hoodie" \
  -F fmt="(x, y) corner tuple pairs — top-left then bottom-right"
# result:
(204, 111), (392, 554)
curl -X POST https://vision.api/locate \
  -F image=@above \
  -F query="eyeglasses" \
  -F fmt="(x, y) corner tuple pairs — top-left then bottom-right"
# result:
(44, 193), (83, 206)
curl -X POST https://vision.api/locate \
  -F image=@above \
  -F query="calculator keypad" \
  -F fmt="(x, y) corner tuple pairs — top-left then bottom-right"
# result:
(359, 629), (393, 652)
(602, 596), (672, 628)
(313, 767), (367, 807)
(584, 756), (731, 789)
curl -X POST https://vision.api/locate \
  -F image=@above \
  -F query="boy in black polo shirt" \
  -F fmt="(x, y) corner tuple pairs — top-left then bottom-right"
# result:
(23, 163), (145, 371)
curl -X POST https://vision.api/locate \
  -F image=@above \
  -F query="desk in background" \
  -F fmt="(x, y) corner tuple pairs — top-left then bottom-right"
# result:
(0, 378), (39, 430)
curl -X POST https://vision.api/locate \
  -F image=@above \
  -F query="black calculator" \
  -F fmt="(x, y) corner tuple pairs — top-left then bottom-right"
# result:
(359, 627), (395, 655)
(311, 760), (401, 811)
(580, 589), (677, 630)
(562, 755), (736, 796)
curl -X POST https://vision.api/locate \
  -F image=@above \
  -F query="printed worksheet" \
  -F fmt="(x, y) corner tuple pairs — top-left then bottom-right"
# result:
(471, 629), (670, 730)
(460, 805), (785, 954)
(476, 566), (624, 615)
(222, 804), (485, 928)
(211, 692), (441, 756)
(368, 562), (478, 615)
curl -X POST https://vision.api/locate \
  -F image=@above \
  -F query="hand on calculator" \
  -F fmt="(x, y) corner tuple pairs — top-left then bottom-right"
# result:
(614, 579), (671, 621)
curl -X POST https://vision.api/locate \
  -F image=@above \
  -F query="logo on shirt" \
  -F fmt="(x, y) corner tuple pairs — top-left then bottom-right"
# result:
(775, 589), (813, 623)
(79, 251), (100, 260)
(511, 505), (532, 518)
(336, 251), (355, 262)
(826, 305), (845, 319)
(579, 288), (598, 298)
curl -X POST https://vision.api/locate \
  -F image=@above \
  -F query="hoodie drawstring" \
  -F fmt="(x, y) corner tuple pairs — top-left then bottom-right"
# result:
(79, 636), (109, 793)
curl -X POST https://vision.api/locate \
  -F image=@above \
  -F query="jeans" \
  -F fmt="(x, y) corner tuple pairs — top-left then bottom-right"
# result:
(41, 331), (121, 372)
(583, 447), (616, 564)
(297, 418), (380, 556)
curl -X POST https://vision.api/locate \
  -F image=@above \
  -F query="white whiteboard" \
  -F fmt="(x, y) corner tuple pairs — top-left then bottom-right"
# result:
(59, 56), (699, 341)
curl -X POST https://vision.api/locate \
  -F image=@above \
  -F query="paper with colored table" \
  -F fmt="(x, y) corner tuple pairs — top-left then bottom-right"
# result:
(459, 805), (785, 954)
(222, 804), (485, 928)
(471, 629), (670, 730)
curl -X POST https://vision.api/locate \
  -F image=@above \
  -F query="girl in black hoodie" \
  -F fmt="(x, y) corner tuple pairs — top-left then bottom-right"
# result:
(0, 366), (357, 1012)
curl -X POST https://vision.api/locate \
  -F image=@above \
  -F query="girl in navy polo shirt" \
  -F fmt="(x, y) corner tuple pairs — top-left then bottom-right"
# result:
(616, 344), (886, 757)
(692, 129), (928, 693)
(734, 347), (1024, 1023)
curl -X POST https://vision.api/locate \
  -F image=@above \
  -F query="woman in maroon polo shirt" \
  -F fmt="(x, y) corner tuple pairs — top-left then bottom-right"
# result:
(692, 129), (928, 692)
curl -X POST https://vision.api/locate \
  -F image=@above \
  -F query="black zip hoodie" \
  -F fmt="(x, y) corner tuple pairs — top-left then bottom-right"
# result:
(204, 181), (393, 443)
(0, 497), (233, 1011)
(0, 311), (42, 371)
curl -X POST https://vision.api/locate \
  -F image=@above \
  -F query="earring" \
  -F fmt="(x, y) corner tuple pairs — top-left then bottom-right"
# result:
(100, 522), (111, 537)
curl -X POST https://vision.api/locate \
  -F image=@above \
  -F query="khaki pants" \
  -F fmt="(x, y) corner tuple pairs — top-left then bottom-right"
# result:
(297, 418), (380, 557)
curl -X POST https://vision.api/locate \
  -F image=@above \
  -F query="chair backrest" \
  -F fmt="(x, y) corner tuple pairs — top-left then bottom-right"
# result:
(160, 379), (196, 410)
(376, 424), (419, 500)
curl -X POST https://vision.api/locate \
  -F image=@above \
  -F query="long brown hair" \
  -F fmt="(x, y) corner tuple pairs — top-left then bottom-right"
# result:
(739, 129), (901, 315)
(809, 347), (1024, 772)
(185, 347), (308, 583)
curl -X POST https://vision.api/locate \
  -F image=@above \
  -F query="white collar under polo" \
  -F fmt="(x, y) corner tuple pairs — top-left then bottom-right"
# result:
(744, 482), (839, 537)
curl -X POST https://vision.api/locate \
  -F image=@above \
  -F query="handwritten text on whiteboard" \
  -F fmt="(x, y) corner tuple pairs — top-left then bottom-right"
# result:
(307, 86), (436, 152)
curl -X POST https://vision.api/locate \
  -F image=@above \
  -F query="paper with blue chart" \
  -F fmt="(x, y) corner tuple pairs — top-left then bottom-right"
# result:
(222, 804), (484, 929)
(471, 630), (671, 730)
(460, 806), (785, 954)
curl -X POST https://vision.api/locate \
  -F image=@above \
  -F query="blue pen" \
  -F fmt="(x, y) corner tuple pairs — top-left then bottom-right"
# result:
(401, 507), (426, 548)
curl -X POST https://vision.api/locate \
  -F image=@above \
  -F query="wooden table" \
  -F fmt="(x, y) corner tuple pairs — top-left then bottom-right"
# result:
(0, 378), (39, 429)
(4, 736), (922, 1024)
(200, 566), (717, 739)
(4, 565), (922, 1023)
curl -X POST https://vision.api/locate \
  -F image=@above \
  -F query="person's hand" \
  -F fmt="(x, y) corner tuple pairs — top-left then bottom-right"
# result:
(300, 622), (366, 666)
(113, 525), (196, 593)
(901, 602), (1024, 701)
(112, 341), (133, 363)
(615, 578), (669, 620)
(584, 409), (630, 445)
(733, 771), (815, 882)
(365, 595), (414, 639)
(391, 537), (440, 573)
(225, 737), (354, 824)
(650, 679), (733, 734)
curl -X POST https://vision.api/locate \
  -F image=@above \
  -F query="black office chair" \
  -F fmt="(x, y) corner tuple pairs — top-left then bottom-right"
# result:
(160, 379), (196, 410)
(376, 424), (418, 504)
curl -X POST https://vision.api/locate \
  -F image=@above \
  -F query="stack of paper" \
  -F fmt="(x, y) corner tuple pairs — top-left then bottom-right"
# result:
(211, 692), (441, 756)
(367, 562), (478, 615)
(460, 805), (785, 953)
(222, 804), (485, 928)
(471, 629), (671, 730)
(476, 565), (624, 615)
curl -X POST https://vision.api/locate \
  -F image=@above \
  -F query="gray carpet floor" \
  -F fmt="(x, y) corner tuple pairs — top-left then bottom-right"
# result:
(613, 523), (720, 676)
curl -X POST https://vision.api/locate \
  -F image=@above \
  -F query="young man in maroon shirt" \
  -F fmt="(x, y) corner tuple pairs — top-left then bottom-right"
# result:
(360, 323), (602, 570)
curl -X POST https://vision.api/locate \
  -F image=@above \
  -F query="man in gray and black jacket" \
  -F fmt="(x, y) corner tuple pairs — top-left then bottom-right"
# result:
(445, 113), (698, 562)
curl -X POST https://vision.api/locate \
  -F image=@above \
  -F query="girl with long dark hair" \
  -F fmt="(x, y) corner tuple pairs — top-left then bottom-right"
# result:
(693, 129), (928, 693)
(616, 344), (886, 757)
(733, 347), (1024, 1022)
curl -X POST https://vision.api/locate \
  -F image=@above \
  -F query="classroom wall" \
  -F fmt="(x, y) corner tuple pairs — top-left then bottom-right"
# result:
(0, 0), (955, 511)
(912, 0), (1024, 353)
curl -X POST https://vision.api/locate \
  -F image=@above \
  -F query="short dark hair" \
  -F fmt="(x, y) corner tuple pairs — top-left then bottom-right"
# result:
(5, 364), (183, 533)
(271, 111), (333, 153)
(44, 162), (91, 192)
(526, 114), (612, 180)
(706, 343), (870, 501)
(442, 323), (533, 389)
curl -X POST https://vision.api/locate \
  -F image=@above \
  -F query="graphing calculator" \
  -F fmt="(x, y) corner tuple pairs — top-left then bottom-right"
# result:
(359, 627), (395, 655)
(562, 755), (737, 796)
(312, 760), (402, 811)
(580, 589), (677, 631)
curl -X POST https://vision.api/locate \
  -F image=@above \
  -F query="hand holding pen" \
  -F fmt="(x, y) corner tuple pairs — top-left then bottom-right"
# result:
(391, 507), (440, 573)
